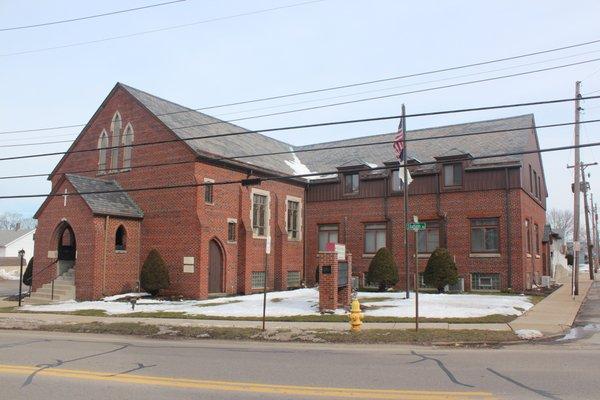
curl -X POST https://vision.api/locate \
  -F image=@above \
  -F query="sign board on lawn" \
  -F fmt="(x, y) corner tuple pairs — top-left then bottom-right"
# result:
(325, 242), (346, 260)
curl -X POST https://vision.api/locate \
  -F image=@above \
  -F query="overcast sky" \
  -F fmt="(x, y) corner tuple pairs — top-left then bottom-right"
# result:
(1, 0), (600, 219)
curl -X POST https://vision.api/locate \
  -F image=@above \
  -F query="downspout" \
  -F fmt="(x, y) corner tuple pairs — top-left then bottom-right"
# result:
(303, 182), (308, 285)
(138, 219), (142, 292)
(102, 215), (109, 296)
(505, 168), (512, 290)
(384, 171), (390, 251)
(435, 169), (444, 247)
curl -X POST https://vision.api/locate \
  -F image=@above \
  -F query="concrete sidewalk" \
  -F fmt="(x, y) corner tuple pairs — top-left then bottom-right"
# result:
(509, 274), (595, 335)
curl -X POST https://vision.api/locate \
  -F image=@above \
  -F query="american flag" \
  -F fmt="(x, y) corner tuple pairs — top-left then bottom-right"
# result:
(393, 105), (406, 160)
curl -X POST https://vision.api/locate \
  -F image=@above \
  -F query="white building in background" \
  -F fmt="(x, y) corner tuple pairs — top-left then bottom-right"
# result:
(0, 228), (35, 264)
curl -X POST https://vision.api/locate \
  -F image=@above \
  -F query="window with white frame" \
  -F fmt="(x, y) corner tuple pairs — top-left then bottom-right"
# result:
(121, 123), (134, 170)
(287, 199), (300, 240)
(251, 271), (266, 289)
(318, 224), (338, 251)
(98, 130), (109, 174)
(418, 221), (440, 253)
(252, 192), (268, 237)
(471, 273), (500, 290)
(110, 112), (122, 173)
(364, 223), (386, 254)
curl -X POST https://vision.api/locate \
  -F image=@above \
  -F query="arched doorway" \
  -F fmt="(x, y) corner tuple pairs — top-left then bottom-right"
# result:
(208, 239), (224, 293)
(56, 223), (76, 275)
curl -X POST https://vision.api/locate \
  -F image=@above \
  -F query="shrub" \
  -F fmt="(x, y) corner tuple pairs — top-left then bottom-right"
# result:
(140, 249), (170, 296)
(22, 257), (33, 286)
(366, 248), (398, 291)
(423, 247), (458, 293)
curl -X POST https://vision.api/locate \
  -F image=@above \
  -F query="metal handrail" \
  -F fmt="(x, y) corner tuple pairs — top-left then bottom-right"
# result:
(30, 259), (58, 298)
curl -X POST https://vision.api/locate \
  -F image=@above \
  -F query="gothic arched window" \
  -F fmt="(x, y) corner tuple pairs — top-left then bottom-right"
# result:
(110, 112), (122, 173)
(98, 130), (109, 174)
(122, 123), (134, 170)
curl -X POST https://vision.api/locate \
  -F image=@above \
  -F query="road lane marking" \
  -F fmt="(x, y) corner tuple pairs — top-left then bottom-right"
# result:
(0, 364), (496, 399)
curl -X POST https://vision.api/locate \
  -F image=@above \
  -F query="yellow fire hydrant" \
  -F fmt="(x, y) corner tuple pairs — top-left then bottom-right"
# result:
(349, 298), (364, 332)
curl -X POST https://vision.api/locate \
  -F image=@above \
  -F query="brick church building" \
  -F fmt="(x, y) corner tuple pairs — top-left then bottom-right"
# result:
(31, 83), (547, 300)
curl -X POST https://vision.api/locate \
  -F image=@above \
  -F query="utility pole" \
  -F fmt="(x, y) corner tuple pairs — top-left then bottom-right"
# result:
(572, 81), (582, 296)
(581, 165), (597, 280)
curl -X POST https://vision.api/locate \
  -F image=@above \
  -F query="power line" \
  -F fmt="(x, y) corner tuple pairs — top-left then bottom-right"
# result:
(0, 0), (324, 57)
(1, 141), (598, 200)
(0, 0), (186, 32)
(2, 94), (600, 162)
(4, 36), (600, 135)
(2, 118), (600, 181)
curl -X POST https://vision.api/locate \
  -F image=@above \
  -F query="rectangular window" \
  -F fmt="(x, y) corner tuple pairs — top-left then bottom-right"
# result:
(287, 271), (301, 288)
(534, 224), (539, 254)
(364, 223), (386, 254)
(533, 170), (538, 197)
(417, 221), (440, 253)
(252, 194), (267, 236)
(344, 173), (359, 194)
(471, 273), (500, 290)
(537, 176), (542, 199)
(287, 200), (300, 239)
(443, 163), (462, 187)
(204, 183), (213, 204)
(529, 165), (533, 193)
(251, 271), (266, 289)
(525, 219), (531, 254)
(470, 218), (499, 253)
(318, 224), (339, 251)
(228, 221), (237, 242)
(391, 169), (403, 192)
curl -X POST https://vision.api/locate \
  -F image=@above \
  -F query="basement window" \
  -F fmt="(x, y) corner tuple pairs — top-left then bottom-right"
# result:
(251, 271), (266, 289)
(471, 273), (500, 291)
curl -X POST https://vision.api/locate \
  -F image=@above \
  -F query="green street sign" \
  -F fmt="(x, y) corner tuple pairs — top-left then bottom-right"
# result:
(407, 222), (426, 231)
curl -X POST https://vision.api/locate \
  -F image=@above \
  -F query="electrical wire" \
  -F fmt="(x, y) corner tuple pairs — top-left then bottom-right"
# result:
(4, 35), (600, 135)
(0, 0), (186, 32)
(0, 141), (597, 200)
(1, 94), (600, 162)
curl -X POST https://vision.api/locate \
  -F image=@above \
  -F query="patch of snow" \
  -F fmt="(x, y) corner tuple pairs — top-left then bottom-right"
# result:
(21, 288), (535, 319)
(102, 292), (150, 301)
(366, 162), (378, 168)
(515, 329), (543, 340)
(285, 149), (314, 177)
(557, 323), (600, 341)
(0, 268), (20, 281)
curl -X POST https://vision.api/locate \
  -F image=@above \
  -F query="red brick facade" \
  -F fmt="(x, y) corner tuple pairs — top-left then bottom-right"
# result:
(33, 86), (304, 300)
(32, 85), (547, 300)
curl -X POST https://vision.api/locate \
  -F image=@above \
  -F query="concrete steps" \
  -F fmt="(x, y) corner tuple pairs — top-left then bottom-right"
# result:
(26, 269), (75, 304)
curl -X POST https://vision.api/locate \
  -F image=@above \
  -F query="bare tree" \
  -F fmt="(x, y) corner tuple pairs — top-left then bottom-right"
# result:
(547, 208), (574, 240)
(0, 212), (36, 230)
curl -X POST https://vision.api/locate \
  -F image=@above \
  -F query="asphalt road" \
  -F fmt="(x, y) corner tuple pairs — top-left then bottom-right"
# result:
(0, 328), (599, 400)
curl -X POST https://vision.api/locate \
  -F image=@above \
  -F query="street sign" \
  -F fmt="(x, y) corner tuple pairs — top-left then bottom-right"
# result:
(407, 222), (426, 231)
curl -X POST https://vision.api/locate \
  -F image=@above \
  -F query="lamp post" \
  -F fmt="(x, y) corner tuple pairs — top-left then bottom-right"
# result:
(18, 249), (25, 307)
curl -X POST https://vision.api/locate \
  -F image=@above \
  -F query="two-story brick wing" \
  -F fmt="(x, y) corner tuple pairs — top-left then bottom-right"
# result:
(31, 83), (546, 300)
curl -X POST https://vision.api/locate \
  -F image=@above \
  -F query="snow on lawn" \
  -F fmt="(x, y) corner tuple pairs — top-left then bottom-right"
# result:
(515, 329), (543, 340)
(20, 288), (534, 319)
(0, 268), (20, 281)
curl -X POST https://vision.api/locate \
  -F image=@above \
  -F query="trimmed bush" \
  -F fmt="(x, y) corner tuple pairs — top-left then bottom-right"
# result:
(366, 247), (398, 291)
(140, 249), (170, 296)
(423, 247), (458, 293)
(22, 257), (33, 286)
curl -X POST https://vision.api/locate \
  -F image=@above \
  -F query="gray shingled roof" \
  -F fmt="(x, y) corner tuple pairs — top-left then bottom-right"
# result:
(66, 174), (143, 219)
(0, 229), (34, 246)
(121, 84), (301, 176)
(295, 115), (534, 173)
(120, 84), (535, 180)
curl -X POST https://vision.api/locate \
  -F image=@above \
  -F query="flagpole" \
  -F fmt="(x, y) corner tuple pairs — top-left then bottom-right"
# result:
(402, 104), (410, 300)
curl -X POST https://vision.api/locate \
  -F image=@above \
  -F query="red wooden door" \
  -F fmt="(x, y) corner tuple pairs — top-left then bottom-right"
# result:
(208, 240), (223, 293)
